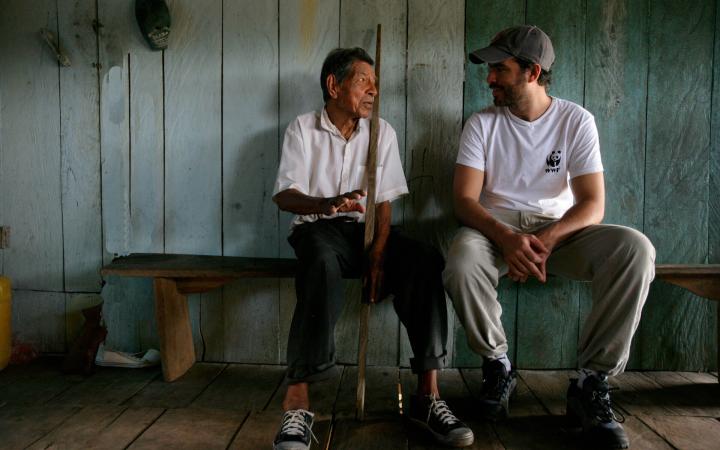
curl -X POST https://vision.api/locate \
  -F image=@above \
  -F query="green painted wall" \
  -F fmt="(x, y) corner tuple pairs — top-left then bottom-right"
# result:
(0, 0), (717, 370)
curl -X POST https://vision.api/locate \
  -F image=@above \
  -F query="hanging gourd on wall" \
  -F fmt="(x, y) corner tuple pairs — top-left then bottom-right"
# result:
(135, 0), (171, 51)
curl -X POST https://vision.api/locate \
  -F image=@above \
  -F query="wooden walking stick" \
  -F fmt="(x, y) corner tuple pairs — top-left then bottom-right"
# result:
(356, 23), (382, 422)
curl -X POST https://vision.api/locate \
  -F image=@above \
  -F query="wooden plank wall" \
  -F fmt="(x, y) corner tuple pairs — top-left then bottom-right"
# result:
(0, 0), (718, 371)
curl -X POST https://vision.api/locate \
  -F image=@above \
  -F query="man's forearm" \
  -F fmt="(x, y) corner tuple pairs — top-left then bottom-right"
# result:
(272, 189), (329, 215)
(455, 197), (513, 247)
(537, 199), (603, 248)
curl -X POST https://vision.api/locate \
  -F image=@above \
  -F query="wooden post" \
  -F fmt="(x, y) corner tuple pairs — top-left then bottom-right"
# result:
(357, 24), (382, 421)
(153, 277), (196, 382)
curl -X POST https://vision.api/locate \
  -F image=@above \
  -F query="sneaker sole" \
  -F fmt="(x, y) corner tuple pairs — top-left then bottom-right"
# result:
(407, 417), (475, 448)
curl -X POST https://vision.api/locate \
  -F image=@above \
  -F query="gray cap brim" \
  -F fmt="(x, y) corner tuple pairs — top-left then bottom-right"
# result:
(469, 46), (513, 64)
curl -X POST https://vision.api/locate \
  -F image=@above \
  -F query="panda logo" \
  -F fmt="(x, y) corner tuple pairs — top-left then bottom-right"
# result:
(545, 150), (561, 173)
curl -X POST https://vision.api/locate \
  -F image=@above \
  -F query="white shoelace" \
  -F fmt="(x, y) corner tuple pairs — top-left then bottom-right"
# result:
(428, 397), (459, 426)
(280, 410), (319, 443)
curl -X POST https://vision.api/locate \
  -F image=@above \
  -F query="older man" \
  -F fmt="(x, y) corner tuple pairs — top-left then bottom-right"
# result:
(443, 26), (655, 449)
(271, 47), (473, 450)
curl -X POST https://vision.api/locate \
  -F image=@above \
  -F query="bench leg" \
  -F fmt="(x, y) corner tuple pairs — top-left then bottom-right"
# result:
(153, 277), (196, 382)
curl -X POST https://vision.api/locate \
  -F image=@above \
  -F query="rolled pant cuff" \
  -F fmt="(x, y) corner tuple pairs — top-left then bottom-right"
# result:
(409, 355), (446, 374)
(286, 363), (341, 385)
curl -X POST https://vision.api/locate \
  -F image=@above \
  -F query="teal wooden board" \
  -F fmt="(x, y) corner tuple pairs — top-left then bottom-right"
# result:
(101, 276), (158, 353)
(0, 0), (64, 290)
(583, 0), (649, 369)
(59, 0), (103, 292)
(404, 0), (465, 253)
(223, 0), (279, 258)
(463, 0), (525, 121)
(200, 290), (225, 362)
(517, 0), (585, 369)
(164, 0), (222, 255)
(637, 0), (715, 370)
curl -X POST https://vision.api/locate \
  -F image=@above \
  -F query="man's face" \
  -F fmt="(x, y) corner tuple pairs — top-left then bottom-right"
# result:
(486, 58), (529, 108)
(332, 61), (377, 119)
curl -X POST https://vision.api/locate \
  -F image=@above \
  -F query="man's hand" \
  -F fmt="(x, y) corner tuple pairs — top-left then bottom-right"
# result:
(497, 231), (549, 283)
(363, 249), (385, 303)
(320, 190), (367, 215)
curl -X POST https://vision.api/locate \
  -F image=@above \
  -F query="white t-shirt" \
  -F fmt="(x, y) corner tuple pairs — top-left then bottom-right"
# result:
(274, 108), (409, 229)
(457, 97), (603, 218)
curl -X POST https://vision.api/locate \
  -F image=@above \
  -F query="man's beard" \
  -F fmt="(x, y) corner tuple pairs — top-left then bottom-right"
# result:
(489, 79), (525, 108)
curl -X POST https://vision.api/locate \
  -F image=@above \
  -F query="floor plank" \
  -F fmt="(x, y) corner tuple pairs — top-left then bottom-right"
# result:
(639, 415), (720, 450)
(331, 417), (408, 450)
(620, 416), (674, 450)
(0, 358), (81, 406)
(641, 371), (720, 416)
(191, 364), (285, 411)
(48, 366), (160, 406)
(26, 405), (128, 449)
(129, 408), (246, 449)
(125, 362), (226, 408)
(0, 405), (79, 450)
(84, 407), (165, 449)
(518, 370), (577, 416)
(334, 366), (400, 419)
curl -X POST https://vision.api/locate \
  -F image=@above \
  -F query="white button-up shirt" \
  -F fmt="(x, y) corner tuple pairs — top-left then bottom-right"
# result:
(274, 108), (409, 230)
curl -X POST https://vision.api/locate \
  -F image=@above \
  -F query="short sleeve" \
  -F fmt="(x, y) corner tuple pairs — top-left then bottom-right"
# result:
(273, 121), (309, 196)
(568, 114), (603, 179)
(376, 122), (409, 203)
(456, 114), (486, 170)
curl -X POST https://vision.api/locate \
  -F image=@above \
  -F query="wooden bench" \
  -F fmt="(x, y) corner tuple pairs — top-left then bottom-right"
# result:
(101, 254), (720, 382)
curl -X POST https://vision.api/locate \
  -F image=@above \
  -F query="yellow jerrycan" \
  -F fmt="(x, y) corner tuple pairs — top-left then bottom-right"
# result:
(0, 276), (11, 371)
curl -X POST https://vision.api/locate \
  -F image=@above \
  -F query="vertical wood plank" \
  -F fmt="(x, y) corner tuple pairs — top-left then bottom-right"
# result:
(517, 0), (586, 369)
(463, 0), (525, 121)
(129, 18), (165, 254)
(11, 290), (66, 353)
(0, 0), (64, 290)
(59, 0), (103, 292)
(457, 0), (524, 367)
(278, 0), (340, 257)
(102, 276), (158, 353)
(584, 0), (650, 369)
(99, 0), (131, 258)
(712, 0), (720, 269)
(223, 0), (279, 258)
(201, 290), (225, 361)
(222, 280), (280, 363)
(400, 0), (464, 368)
(164, 0), (222, 255)
(637, 0), (715, 370)
(221, 0), (281, 365)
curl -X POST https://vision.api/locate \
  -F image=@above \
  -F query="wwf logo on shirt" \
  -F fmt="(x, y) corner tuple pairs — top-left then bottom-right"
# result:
(545, 150), (561, 173)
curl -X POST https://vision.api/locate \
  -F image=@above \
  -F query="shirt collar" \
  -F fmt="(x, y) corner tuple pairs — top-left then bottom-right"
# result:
(318, 107), (368, 141)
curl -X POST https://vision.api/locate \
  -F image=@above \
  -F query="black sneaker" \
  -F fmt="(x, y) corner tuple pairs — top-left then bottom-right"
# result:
(408, 394), (475, 447)
(479, 358), (517, 420)
(566, 375), (629, 449)
(273, 409), (316, 450)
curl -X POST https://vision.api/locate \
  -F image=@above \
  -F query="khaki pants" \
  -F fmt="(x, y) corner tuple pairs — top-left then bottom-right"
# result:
(442, 209), (656, 376)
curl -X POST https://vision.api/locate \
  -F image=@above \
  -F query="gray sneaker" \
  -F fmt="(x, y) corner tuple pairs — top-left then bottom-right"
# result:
(479, 358), (517, 420)
(273, 409), (316, 450)
(408, 394), (475, 447)
(566, 375), (629, 449)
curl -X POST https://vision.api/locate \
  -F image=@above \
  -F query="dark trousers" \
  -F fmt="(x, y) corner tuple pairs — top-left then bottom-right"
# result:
(285, 218), (448, 383)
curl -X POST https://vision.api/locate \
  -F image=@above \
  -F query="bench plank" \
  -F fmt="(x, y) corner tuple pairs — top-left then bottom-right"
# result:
(101, 253), (296, 279)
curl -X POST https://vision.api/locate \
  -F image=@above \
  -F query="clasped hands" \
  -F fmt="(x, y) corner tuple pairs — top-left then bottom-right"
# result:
(498, 230), (556, 283)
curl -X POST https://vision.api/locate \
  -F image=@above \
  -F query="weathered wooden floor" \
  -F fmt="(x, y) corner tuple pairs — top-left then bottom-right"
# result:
(0, 359), (718, 449)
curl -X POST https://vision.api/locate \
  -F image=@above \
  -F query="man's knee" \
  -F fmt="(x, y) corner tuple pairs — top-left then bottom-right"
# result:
(611, 227), (656, 266)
